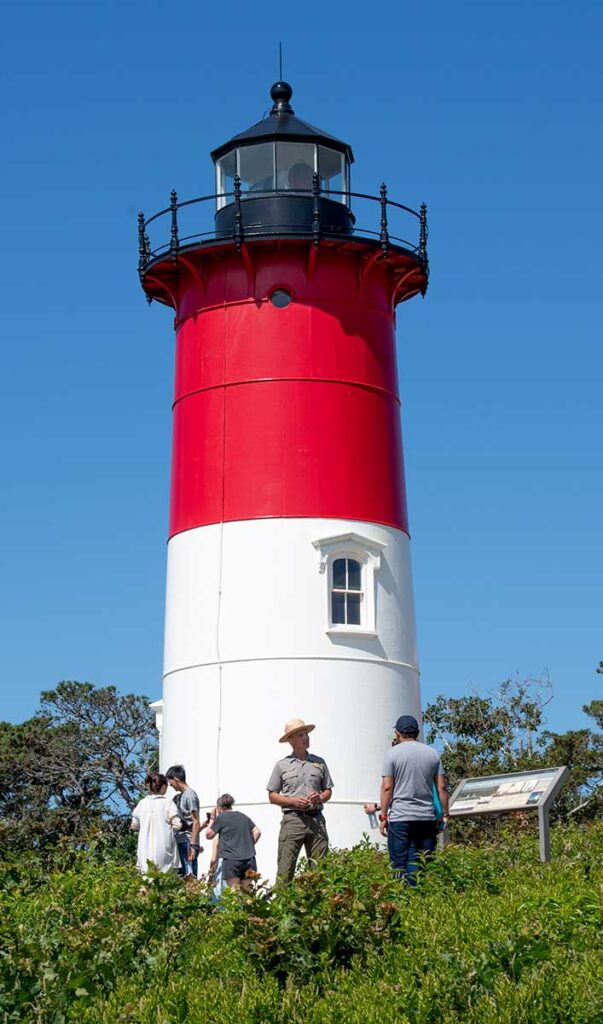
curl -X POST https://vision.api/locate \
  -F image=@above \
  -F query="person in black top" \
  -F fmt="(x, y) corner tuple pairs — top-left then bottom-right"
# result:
(205, 794), (261, 891)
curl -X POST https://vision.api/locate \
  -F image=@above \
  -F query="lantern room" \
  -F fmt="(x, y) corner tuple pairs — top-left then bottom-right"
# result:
(211, 81), (354, 236)
(138, 80), (429, 306)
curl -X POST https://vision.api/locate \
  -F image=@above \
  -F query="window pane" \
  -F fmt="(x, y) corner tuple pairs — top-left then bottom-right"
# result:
(347, 559), (362, 591)
(216, 151), (236, 209)
(347, 594), (361, 625)
(332, 558), (346, 590)
(238, 143), (275, 193)
(318, 146), (345, 200)
(276, 142), (315, 191)
(332, 592), (346, 624)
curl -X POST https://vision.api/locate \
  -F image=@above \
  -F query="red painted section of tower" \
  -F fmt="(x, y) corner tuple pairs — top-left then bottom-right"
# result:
(149, 242), (424, 539)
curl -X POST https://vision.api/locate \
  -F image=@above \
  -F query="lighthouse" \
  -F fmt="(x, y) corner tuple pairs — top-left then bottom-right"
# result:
(138, 81), (428, 879)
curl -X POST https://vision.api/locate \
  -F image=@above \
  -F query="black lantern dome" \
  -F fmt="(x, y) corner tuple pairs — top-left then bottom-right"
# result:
(211, 82), (354, 238)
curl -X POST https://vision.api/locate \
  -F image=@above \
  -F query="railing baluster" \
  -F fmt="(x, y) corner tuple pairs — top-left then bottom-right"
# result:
(170, 189), (179, 261)
(419, 202), (428, 266)
(380, 183), (389, 255)
(312, 172), (321, 246)
(137, 188), (429, 279)
(234, 175), (243, 250)
(138, 212), (147, 278)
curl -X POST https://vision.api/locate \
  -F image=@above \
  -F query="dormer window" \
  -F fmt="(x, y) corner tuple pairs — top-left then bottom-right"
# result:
(312, 532), (385, 637)
(331, 557), (362, 625)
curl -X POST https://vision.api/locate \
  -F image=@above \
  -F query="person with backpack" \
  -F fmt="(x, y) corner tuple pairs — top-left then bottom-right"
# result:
(165, 764), (203, 878)
(364, 735), (446, 830)
(379, 715), (449, 884)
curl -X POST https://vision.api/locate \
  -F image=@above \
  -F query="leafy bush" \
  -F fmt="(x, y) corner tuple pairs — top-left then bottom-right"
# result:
(0, 855), (212, 1023)
(1, 824), (602, 1023)
(219, 839), (406, 982)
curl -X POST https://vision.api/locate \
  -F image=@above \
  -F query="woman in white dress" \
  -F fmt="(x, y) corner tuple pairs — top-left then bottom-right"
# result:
(130, 773), (180, 875)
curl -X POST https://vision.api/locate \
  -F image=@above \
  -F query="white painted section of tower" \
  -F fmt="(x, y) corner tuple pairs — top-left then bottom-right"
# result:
(160, 517), (420, 881)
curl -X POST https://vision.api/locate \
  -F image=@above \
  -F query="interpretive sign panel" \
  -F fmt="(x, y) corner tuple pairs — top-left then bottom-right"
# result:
(448, 766), (569, 862)
(450, 767), (562, 816)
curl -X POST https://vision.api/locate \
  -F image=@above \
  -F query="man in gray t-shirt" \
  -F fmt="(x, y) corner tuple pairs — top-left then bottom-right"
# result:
(379, 715), (449, 884)
(166, 765), (202, 878)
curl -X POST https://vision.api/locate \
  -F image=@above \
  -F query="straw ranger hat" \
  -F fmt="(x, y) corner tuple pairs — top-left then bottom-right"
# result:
(279, 718), (316, 743)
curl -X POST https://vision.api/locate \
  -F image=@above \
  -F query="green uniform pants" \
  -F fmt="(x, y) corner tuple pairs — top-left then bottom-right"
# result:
(277, 811), (329, 882)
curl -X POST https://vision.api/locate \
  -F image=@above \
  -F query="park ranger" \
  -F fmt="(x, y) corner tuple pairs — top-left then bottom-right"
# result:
(267, 718), (334, 882)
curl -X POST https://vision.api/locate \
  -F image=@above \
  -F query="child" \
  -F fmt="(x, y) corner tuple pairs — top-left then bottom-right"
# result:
(205, 794), (261, 891)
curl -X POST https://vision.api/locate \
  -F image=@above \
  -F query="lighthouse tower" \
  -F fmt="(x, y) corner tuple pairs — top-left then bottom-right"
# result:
(138, 81), (428, 878)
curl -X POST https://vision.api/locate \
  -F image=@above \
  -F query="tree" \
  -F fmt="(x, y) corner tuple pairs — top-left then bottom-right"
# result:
(541, 698), (603, 820)
(38, 681), (157, 812)
(0, 682), (157, 854)
(424, 676), (553, 782)
(424, 667), (602, 824)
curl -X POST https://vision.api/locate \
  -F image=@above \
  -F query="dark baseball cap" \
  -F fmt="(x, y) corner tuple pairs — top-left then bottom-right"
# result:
(395, 715), (419, 734)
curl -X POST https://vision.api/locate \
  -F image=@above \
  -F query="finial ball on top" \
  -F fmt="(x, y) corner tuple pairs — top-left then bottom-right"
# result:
(270, 81), (294, 113)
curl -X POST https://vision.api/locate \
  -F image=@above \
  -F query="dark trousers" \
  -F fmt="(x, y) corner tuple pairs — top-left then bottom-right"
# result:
(176, 840), (198, 878)
(387, 820), (437, 885)
(277, 812), (329, 882)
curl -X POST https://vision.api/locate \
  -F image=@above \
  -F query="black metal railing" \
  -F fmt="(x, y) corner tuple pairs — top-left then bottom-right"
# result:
(138, 180), (428, 278)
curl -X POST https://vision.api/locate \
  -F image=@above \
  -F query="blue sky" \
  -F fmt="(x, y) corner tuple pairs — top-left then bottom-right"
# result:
(1, 0), (601, 732)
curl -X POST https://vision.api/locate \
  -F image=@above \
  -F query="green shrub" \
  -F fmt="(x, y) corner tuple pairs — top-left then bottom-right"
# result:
(212, 839), (407, 984)
(1, 824), (602, 1023)
(0, 856), (212, 1023)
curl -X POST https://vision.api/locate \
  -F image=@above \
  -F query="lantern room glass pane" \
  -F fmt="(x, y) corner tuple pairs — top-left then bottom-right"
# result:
(216, 150), (236, 209)
(275, 142), (316, 191)
(318, 146), (346, 201)
(317, 146), (346, 199)
(238, 143), (275, 193)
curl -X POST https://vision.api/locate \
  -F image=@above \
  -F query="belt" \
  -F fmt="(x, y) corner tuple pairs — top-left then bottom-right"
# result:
(283, 808), (323, 817)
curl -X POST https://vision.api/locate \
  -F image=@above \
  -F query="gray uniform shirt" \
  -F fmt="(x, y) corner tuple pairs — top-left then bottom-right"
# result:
(382, 741), (444, 822)
(266, 753), (334, 812)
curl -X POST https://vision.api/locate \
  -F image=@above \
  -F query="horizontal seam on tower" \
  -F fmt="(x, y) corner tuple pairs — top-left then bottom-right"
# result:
(190, 800), (387, 808)
(167, 515), (411, 543)
(163, 655), (419, 680)
(174, 296), (395, 329)
(172, 376), (401, 410)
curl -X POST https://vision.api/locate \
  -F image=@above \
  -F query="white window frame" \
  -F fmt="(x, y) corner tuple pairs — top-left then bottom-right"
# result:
(312, 532), (385, 637)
